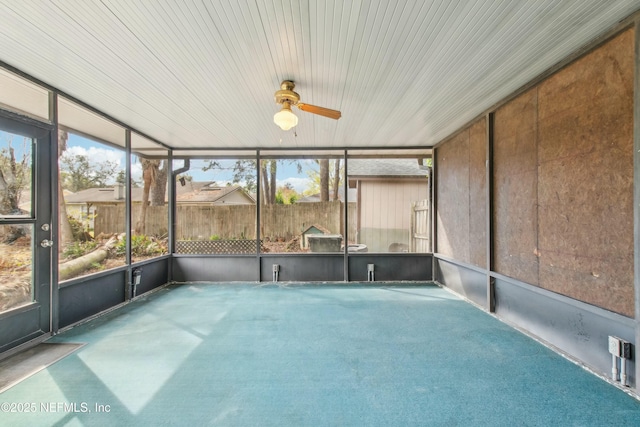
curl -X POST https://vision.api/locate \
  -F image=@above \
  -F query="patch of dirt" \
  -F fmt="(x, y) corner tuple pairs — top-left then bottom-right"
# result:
(262, 236), (308, 253)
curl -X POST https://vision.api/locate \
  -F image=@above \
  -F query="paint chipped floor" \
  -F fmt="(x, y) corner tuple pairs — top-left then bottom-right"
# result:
(1, 283), (639, 426)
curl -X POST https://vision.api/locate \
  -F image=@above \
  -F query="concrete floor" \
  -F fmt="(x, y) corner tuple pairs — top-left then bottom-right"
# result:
(1, 282), (639, 426)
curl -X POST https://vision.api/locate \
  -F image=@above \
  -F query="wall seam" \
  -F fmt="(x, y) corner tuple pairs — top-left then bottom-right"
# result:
(468, 128), (472, 265)
(633, 18), (640, 395)
(535, 87), (540, 287)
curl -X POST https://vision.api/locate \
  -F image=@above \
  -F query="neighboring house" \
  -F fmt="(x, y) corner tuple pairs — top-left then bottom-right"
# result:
(64, 186), (127, 226)
(175, 182), (256, 205)
(347, 159), (429, 252)
(297, 187), (357, 203)
(64, 182), (255, 232)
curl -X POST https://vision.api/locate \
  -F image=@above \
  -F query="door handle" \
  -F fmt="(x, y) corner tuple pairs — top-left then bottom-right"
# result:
(40, 239), (54, 248)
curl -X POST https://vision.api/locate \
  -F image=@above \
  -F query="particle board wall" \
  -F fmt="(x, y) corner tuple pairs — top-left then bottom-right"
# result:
(493, 89), (539, 286)
(536, 29), (634, 317)
(435, 28), (634, 317)
(488, 29), (634, 317)
(436, 130), (470, 263)
(436, 118), (487, 267)
(468, 119), (487, 268)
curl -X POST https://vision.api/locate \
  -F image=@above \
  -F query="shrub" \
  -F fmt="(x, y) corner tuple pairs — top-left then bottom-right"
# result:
(115, 234), (164, 257)
(62, 240), (98, 260)
(275, 191), (284, 204)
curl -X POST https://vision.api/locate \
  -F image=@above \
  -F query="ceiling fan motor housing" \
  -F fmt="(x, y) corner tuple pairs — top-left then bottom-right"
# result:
(275, 80), (300, 105)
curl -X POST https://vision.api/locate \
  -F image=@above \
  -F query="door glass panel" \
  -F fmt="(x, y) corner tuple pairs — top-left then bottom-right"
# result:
(0, 224), (33, 312)
(0, 130), (34, 312)
(0, 130), (32, 218)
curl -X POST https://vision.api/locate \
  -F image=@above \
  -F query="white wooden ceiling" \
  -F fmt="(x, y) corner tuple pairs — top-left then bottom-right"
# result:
(0, 0), (638, 151)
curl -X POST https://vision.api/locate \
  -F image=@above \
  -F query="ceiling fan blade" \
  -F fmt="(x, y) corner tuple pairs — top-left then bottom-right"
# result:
(297, 103), (342, 120)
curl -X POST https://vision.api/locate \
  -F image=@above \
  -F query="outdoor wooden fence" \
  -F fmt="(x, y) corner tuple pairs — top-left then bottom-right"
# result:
(94, 201), (357, 242)
(410, 199), (430, 253)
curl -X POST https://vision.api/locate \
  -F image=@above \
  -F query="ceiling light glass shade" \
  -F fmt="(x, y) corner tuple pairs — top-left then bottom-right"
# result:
(274, 107), (298, 131)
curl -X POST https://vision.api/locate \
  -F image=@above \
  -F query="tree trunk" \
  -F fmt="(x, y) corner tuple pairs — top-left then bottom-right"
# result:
(260, 162), (269, 204)
(319, 159), (329, 201)
(269, 160), (277, 204)
(332, 159), (340, 201)
(58, 234), (120, 281)
(58, 130), (74, 250)
(135, 159), (157, 235)
(150, 160), (167, 206)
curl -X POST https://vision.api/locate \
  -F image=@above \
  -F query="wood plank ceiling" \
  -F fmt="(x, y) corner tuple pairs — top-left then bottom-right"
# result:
(0, 0), (638, 151)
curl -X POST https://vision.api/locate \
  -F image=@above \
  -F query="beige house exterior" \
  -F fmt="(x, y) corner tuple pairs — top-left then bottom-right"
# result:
(348, 159), (429, 252)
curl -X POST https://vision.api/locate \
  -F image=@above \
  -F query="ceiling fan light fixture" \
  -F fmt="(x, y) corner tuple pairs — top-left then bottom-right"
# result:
(274, 104), (298, 131)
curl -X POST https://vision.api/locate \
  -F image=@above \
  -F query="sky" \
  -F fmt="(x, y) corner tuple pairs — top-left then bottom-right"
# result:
(66, 133), (316, 193)
(0, 130), (32, 159)
(181, 159), (317, 193)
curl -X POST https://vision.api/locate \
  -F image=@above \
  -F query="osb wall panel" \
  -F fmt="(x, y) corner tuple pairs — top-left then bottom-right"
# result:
(436, 130), (470, 263)
(468, 119), (487, 268)
(493, 89), (539, 286)
(537, 29), (634, 317)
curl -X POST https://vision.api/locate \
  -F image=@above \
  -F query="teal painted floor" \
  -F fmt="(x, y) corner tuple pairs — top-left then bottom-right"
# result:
(1, 283), (639, 426)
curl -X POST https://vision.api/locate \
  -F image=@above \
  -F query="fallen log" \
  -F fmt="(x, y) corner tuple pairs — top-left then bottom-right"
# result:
(58, 234), (121, 281)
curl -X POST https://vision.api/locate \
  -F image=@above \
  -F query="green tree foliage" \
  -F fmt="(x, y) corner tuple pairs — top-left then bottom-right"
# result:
(60, 152), (119, 192)
(115, 234), (163, 257)
(275, 182), (298, 205)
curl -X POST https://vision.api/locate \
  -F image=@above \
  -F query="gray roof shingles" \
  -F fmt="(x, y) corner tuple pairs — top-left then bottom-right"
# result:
(347, 158), (428, 177)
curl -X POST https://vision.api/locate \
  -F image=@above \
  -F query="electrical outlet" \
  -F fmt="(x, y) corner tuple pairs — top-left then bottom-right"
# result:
(608, 336), (621, 357)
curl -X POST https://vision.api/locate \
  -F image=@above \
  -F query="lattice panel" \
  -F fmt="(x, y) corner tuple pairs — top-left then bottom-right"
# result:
(175, 240), (263, 254)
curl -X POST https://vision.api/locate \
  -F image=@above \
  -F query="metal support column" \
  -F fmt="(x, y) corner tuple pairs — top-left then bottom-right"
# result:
(343, 150), (349, 281)
(167, 150), (174, 284)
(49, 92), (60, 334)
(256, 150), (262, 281)
(486, 112), (495, 313)
(125, 130), (132, 299)
(431, 146), (438, 281)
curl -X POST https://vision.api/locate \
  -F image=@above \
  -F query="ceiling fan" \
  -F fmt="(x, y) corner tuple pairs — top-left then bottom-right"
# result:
(273, 80), (341, 131)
